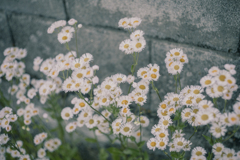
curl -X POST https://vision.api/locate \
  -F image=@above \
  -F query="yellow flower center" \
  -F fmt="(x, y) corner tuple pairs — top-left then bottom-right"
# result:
(135, 43), (142, 48)
(62, 36), (68, 40)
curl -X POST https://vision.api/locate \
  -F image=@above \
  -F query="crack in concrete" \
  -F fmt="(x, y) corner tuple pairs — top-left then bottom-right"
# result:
(5, 12), (16, 47)
(62, 0), (70, 21)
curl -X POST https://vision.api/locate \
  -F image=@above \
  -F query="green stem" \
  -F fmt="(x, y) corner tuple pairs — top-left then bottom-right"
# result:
(138, 104), (142, 142)
(93, 130), (100, 149)
(164, 151), (172, 160)
(151, 81), (162, 102)
(74, 24), (79, 57)
(224, 100), (227, 112)
(177, 73), (181, 91)
(213, 98), (218, 109)
(223, 126), (240, 142)
(174, 74), (178, 93)
(77, 92), (112, 124)
(127, 52), (139, 94)
(189, 127), (198, 140)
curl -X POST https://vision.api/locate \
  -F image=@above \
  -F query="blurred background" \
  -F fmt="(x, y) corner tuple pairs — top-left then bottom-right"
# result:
(0, 0), (240, 159)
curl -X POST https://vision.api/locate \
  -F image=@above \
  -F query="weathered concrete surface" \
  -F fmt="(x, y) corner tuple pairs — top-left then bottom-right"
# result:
(0, 11), (12, 63)
(65, 0), (240, 54)
(8, 13), (66, 77)
(8, 13), (150, 83)
(150, 40), (240, 111)
(0, 0), (66, 19)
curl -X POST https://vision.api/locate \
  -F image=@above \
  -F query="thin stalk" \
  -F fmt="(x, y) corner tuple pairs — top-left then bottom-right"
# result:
(127, 52), (139, 94)
(151, 81), (162, 102)
(213, 98), (218, 109)
(138, 104), (142, 142)
(164, 151), (172, 160)
(77, 92), (112, 124)
(93, 130), (100, 149)
(74, 24), (79, 57)
(223, 126), (240, 142)
(224, 100), (227, 112)
(174, 74), (178, 93)
(177, 73), (181, 91)
(188, 127), (198, 140)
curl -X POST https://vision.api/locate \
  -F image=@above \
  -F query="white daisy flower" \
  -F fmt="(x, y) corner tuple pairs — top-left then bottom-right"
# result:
(168, 61), (183, 75)
(61, 107), (73, 120)
(228, 113), (238, 125)
(155, 130), (169, 141)
(37, 148), (46, 158)
(132, 38), (146, 53)
(112, 73), (126, 83)
(191, 146), (207, 157)
(57, 32), (73, 44)
(68, 18), (77, 25)
(215, 70), (231, 86)
(159, 116), (172, 128)
(130, 30), (144, 40)
(118, 17), (129, 28)
(208, 66), (220, 76)
(85, 117), (98, 129)
(147, 138), (158, 151)
(17, 48), (27, 59)
(66, 122), (76, 133)
(127, 75), (135, 84)
(130, 17), (142, 28)
(156, 139), (168, 150)
(212, 143), (224, 156)
(117, 96), (132, 107)
(157, 108), (170, 118)
(119, 39), (134, 54)
(210, 123), (227, 138)
(181, 108), (192, 121)
(62, 26), (74, 34)
(120, 123), (133, 137)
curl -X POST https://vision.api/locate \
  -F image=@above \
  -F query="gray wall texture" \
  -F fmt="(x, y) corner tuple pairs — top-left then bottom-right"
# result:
(0, 0), (240, 159)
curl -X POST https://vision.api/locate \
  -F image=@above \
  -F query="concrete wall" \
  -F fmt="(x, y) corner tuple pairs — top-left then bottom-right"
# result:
(0, 0), (240, 159)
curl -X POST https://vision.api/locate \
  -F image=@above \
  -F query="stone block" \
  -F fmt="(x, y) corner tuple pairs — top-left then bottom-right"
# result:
(0, 0), (66, 19)
(65, 0), (240, 53)
(0, 11), (12, 63)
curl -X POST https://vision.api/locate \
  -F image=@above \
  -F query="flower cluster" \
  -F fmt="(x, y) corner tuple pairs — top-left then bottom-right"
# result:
(165, 48), (188, 75)
(119, 18), (146, 54)
(200, 64), (237, 100)
(34, 132), (61, 159)
(3, 140), (30, 159)
(17, 103), (39, 126)
(0, 106), (18, 132)
(0, 47), (27, 81)
(47, 18), (82, 44)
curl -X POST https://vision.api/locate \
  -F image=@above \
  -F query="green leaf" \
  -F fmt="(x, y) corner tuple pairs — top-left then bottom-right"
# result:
(111, 138), (118, 144)
(123, 149), (132, 155)
(85, 138), (97, 143)
(170, 152), (179, 158)
(137, 141), (146, 148)
(131, 65), (135, 73)
(202, 134), (214, 145)
(168, 125), (176, 132)
(107, 147), (122, 155)
(130, 136), (136, 142)
(143, 151), (149, 160)
(178, 122), (186, 129)
(107, 147), (122, 160)
(99, 148), (109, 160)
(207, 152), (213, 160)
